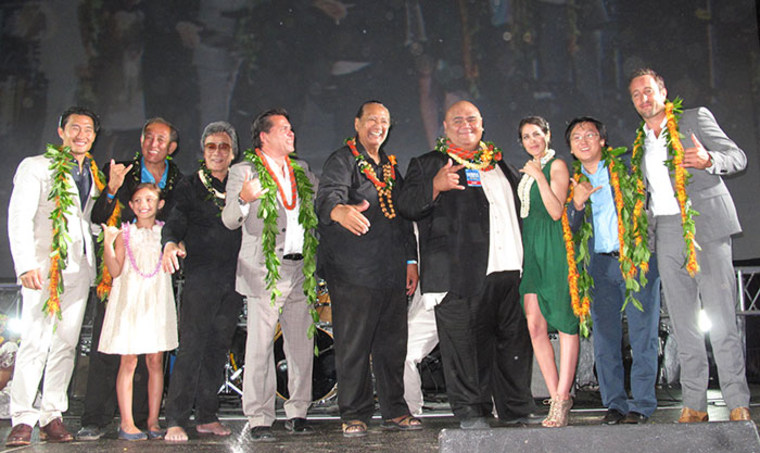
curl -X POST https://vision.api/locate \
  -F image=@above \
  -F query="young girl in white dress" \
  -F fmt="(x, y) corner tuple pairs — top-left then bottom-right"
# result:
(99, 183), (178, 441)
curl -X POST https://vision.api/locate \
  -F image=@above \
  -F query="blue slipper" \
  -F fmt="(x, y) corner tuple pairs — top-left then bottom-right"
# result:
(118, 428), (147, 441)
(148, 429), (165, 440)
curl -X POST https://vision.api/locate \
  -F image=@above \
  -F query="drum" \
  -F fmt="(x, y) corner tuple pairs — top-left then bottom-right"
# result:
(274, 326), (337, 403)
(314, 279), (332, 325)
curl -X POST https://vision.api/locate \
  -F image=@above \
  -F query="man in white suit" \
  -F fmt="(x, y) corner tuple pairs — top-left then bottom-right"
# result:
(6, 107), (101, 446)
(222, 108), (317, 442)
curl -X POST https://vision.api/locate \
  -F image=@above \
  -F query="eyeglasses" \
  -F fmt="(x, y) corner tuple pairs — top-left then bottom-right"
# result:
(570, 132), (600, 143)
(204, 142), (232, 153)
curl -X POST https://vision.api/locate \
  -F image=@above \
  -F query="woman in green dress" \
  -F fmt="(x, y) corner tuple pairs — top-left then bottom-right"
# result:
(517, 116), (578, 427)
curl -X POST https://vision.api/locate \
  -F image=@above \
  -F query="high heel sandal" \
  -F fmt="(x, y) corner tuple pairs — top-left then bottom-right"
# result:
(542, 397), (573, 428)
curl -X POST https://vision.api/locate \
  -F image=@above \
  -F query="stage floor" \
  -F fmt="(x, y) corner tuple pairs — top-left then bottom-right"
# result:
(0, 386), (758, 452)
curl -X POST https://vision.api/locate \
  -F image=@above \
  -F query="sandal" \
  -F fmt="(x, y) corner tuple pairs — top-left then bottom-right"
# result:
(543, 397), (573, 428)
(342, 420), (367, 438)
(381, 414), (423, 431)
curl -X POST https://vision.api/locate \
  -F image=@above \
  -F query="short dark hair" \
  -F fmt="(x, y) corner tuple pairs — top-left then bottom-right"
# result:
(251, 108), (289, 149)
(628, 67), (666, 91)
(564, 116), (607, 147)
(59, 106), (100, 133)
(518, 116), (551, 144)
(142, 117), (179, 144)
(355, 100), (386, 119)
(201, 121), (239, 157)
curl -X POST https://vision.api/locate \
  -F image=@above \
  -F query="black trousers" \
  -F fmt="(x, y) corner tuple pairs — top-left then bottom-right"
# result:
(329, 278), (410, 423)
(164, 271), (243, 428)
(80, 299), (149, 428)
(434, 271), (536, 420)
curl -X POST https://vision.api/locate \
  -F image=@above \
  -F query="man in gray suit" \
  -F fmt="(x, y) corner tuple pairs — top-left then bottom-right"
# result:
(222, 108), (317, 441)
(628, 68), (750, 422)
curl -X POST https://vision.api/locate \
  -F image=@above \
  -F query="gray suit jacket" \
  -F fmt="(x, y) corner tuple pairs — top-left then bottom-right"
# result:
(644, 107), (747, 243)
(221, 157), (318, 298)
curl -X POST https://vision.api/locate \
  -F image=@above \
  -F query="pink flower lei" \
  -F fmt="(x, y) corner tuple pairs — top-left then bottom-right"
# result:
(122, 222), (164, 279)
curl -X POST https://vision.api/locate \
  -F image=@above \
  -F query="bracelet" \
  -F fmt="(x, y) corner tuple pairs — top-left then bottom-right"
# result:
(407, 260), (418, 265)
(106, 193), (115, 200)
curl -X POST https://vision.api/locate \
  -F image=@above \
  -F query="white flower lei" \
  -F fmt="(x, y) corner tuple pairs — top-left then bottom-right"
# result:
(517, 148), (556, 218)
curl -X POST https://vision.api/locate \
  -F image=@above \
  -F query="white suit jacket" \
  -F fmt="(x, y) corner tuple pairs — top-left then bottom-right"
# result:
(8, 154), (99, 284)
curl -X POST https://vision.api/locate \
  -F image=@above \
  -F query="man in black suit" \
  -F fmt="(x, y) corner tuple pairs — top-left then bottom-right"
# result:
(77, 118), (183, 441)
(397, 101), (537, 429)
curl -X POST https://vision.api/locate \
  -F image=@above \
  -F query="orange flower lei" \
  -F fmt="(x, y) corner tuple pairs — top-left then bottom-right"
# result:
(630, 129), (650, 275)
(44, 145), (105, 319)
(346, 137), (397, 219)
(256, 148), (297, 210)
(434, 137), (502, 171)
(663, 99), (699, 276)
(561, 182), (591, 336)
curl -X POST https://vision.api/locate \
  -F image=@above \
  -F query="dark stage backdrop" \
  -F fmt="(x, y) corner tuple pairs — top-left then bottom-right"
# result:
(1, 0), (760, 279)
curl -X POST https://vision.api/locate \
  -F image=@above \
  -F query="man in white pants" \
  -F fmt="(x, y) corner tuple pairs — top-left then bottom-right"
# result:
(6, 107), (101, 446)
(403, 289), (439, 416)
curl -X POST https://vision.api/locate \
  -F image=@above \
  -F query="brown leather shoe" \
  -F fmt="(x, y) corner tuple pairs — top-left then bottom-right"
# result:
(730, 406), (751, 421)
(40, 418), (73, 443)
(678, 407), (709, 423)
(6, 424), (32, 446)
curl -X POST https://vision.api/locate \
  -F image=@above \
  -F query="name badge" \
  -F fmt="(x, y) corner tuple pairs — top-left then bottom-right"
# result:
(465, 169), (481, 187)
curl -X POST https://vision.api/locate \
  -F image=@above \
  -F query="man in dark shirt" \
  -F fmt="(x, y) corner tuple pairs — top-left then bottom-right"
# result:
(316, 100), (420, 437)
(77, 118), (183, 441)
(161, 121), (243, 442)
(397, 101), (538, 429)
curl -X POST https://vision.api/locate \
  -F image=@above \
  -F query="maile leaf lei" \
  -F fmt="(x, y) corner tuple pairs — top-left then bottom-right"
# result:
(44, 144), (106, 318)
(243, 149), (320, 340)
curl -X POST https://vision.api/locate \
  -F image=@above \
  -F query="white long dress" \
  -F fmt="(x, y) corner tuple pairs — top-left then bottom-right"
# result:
(98, 223), (178, 355)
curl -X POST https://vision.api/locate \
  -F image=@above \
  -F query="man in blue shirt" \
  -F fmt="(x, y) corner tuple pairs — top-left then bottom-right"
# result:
(77, 118), (183, 441)
(566, 117), (661, 425)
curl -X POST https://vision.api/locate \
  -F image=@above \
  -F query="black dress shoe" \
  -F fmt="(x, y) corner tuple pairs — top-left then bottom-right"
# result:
(621, 411), (648, 424)
(250, 426), (276, 442)
(285, 418), (314, 434)
(602, 408), (626, 425)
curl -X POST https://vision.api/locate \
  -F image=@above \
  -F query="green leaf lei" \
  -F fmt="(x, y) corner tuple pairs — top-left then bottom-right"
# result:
(44, 144), (76, 319)
(197, 160), (225, 213)
(571, 145), (652, 315)
(243, 149), (320, 340)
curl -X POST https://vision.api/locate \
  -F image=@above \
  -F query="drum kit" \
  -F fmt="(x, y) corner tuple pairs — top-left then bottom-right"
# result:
(218, 279), (337, 405)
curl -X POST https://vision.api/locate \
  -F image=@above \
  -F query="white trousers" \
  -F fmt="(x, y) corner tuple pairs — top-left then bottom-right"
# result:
(403, 291), (439, 415)
(11, 272), (90, 427)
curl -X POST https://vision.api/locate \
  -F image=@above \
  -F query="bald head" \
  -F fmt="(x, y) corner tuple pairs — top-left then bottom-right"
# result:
(443, 101), (483, 151)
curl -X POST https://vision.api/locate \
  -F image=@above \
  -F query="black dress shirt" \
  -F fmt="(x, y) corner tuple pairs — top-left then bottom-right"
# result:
(316, 141), (417, 289)
(161, 171), (242, 274)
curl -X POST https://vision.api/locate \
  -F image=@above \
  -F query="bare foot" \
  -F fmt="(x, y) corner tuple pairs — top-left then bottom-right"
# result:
(196, 421), (232, 436)
(121, 424), (142, 435)
(164, 427), (188, 442)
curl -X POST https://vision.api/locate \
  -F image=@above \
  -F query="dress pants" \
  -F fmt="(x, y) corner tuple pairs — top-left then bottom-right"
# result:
(242, 259), (313, 427)
(589, 253), (661, 417)
(330, 278), (410, 423)
(655, 214), (749, 411)
(80, 296), (148, 428)
(11, 270), (90, 427)
(164, 268), (243, 428)
(434, 271), (536, 420)
(403, 290), (438, 416)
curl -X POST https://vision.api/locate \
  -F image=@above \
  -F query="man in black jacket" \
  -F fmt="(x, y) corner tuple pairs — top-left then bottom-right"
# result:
(397, 101), (537, 429)
(77, 118), (183, 441)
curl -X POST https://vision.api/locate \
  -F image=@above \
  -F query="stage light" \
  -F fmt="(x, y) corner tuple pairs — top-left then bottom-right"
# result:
(699, 309), (712, 332)
(7, 318), (23, 335)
